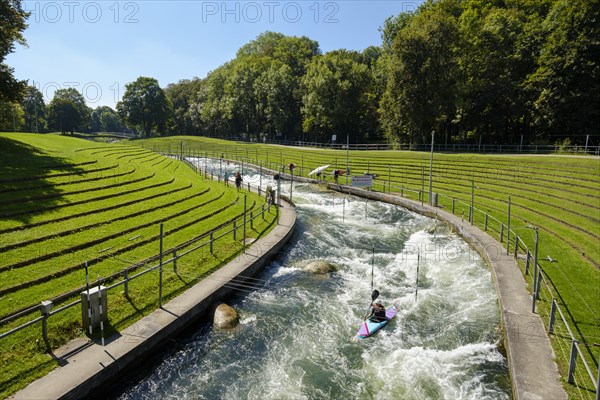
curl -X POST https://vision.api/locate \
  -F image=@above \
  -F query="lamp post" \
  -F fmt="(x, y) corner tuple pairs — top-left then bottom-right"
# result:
(530, 226), (539, 313)
(428, 131), (434, 205)
(345, 133), (349, 185)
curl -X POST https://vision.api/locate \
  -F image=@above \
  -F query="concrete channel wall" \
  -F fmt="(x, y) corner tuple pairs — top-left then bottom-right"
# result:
(12, 201), (297, 400)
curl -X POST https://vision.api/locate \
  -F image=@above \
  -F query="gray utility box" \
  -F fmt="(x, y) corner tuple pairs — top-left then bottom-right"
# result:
(81, 285), (107, 330)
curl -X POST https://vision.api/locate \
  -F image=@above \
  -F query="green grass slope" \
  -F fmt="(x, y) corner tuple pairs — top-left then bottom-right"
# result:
(0, 133), (277, 398)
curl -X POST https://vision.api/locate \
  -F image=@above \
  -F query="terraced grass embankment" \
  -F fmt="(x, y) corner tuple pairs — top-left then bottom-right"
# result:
(0, 133), (277, 398)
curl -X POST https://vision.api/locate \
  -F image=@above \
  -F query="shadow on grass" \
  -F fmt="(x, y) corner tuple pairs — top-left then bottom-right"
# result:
(0, 136), (87, 224)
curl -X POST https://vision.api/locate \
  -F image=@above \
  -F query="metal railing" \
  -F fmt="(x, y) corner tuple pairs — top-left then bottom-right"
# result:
(432, 193), (600, 400)
(0, 162), (278, 347)
(175, 136), (600, 155)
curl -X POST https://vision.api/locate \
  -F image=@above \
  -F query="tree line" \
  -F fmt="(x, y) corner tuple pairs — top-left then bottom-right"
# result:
(1, 0), (598, 145)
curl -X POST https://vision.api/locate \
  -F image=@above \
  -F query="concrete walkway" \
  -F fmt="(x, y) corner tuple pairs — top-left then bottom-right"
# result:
(327, 183), (566, 400)
(12, 200), (296, 400)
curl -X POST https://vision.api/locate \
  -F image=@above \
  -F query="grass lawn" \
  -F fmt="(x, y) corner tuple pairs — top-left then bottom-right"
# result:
(0, 133), (277, 398)
(136, 135), (599, 399)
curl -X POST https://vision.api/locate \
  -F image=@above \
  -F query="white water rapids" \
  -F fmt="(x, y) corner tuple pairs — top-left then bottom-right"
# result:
(116, 159), (510, 400)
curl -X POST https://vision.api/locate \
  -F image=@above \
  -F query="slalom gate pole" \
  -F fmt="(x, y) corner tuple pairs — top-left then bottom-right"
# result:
(371, 245), (375, 292)
(415, 252), (420, 302)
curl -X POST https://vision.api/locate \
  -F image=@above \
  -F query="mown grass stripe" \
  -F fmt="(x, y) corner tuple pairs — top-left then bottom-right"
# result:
(0, 194), (258, 321)
(0, 164), (126, 195)
(0, 173), (166, 218)
(0, 184), (205, 252)
(0, 182), (197, 235)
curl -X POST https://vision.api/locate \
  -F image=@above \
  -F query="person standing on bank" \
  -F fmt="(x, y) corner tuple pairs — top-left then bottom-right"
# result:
(224, 171), (230, 186)
(235, 172), (243, 191)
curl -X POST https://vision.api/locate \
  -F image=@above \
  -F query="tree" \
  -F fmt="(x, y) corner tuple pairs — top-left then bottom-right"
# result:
(99, 106), (123, 132)
(226, 57), (269, 138)
(457, 4), (534, 144)
(380, 9), (460, 145)
(0, 101), (24, 131)
(254, 62), (295, 140)
(117, 77), (171, 137)
(0, 0), (28, 103)
(90, 109), (102, 132)
(301, 50), (376, 143)
(21, 85), (46, 132)
(527, 0), (600, 141)
(47, 88), (89, 134)
(197, 65), (232, 137)
(165, 78), (202, 135)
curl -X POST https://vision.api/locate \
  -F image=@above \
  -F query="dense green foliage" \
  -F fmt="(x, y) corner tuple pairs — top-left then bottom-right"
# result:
(117, 77), (172, 136)
(21, 85), (45, 133)
(47, 88), (89, 134)
(2, 0), (597, 146)
(160, 0), (598, 146)
(0, 0), (28, 104)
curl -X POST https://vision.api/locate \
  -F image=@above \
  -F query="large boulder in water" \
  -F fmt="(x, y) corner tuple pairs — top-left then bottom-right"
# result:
(304, 260), (338, 274)
(213, 303), (239, 329)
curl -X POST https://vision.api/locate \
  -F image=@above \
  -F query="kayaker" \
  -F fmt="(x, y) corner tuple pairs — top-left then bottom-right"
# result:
(368, 303), (388, 323)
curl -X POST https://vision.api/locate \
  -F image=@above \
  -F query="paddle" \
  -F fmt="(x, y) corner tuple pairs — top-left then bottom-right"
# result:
(363, 289), (380, 320)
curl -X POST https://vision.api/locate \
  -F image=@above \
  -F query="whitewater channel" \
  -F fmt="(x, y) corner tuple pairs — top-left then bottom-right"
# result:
(116, 159), (511, 400)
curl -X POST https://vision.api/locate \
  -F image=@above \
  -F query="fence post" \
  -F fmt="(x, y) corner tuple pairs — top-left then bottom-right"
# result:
(233, 220), (237, 241)
(484, 213), (488, 231)
(261, 205), (265, 220)
(596, 361), (600, 400)
(401, 185), (404, 197)
(250, 211), (254, 230)
(568, 340), (578, 384)
(452, 198), (455, 214)
(159, 223), (164, 308)
(536, 269), (542, 300)
(243, 195), (247, 248)
(506, 196), (511, 254)
(548, 298), (557, 333)
(514, 236), (520, 258)
(173, 250), (177, 273)
(500, 223), (504, 243)
(210, 232), (214, 254)
(525, 251), (530, 275)
(388, 165), (391, 193)
(41, 300), (52, 349)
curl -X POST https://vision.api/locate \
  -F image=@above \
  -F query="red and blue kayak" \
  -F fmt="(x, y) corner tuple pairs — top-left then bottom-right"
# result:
(356, 305), (397, 339)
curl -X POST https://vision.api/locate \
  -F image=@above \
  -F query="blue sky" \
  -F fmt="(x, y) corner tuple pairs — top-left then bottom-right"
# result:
(8, 1), (423, 108)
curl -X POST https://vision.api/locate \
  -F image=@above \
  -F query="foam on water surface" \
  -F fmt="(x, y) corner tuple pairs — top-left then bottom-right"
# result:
(117, 158), (510, 400)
